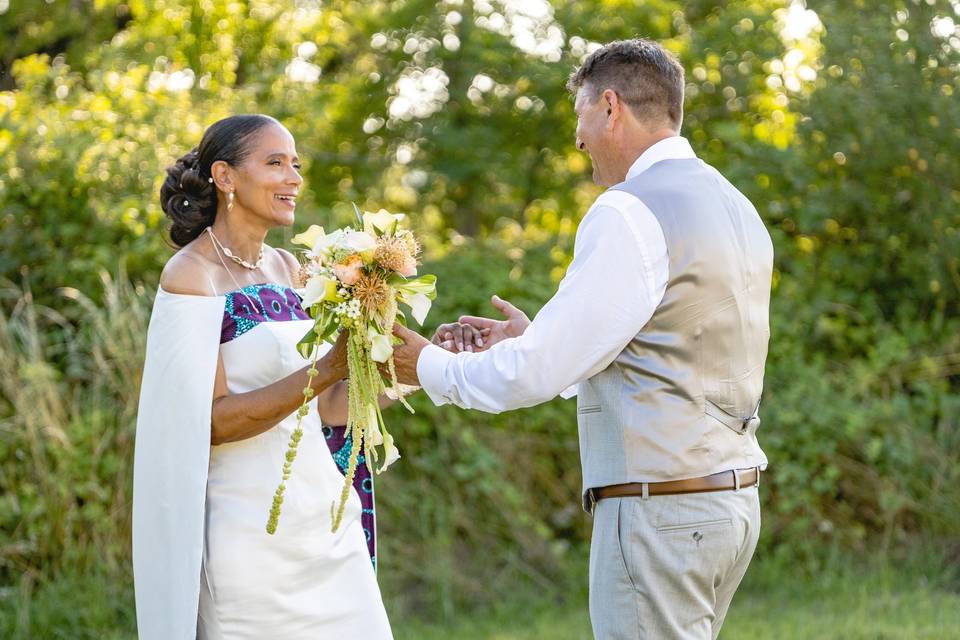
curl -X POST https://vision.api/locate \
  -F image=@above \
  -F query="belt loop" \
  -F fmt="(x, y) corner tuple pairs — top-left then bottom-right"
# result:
(754, 466), (761, 488)
(733, 469), (742, 492)
(641, 482), (650, 500)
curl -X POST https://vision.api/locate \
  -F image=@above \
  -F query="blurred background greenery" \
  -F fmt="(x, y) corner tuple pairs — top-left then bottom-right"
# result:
(1, 0), (959, 638)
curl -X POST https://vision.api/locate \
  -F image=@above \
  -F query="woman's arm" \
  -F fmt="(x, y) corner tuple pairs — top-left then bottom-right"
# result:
(160, 246), (348, 445)
(211, 333), (347, 445)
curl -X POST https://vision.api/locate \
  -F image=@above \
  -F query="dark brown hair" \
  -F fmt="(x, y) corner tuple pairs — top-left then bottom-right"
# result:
(159, 114), (278, 247)
(567, 39), (685, 130)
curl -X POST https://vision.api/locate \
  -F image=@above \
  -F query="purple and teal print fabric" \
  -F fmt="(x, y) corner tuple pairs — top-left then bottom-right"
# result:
(220, 283), (309, 343)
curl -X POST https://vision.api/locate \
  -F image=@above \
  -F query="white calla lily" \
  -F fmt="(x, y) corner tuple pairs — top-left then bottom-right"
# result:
(366, 405), (380, 436)
(366, 414), (384, 447)
(363, 209), (405, 236)
(309, 228), (346, 260)
(405, 292), (432, 325)
(369, 331), (394, 363)
(292, 224), (324, 248)
(378, 427), (401, 473)
(345, 230), (377, 255)
(300, 275), (339, 307)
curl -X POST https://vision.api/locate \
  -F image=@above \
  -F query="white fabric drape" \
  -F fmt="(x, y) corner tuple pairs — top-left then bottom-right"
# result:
(132, 288), (225, 640)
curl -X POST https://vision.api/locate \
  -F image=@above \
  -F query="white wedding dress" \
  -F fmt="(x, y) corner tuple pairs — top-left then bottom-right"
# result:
(196, 283), (392, 639)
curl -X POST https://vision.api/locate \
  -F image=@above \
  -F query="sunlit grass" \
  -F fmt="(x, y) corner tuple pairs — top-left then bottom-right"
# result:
(4, 549), (957, 639)
(394, 547), (960, 640)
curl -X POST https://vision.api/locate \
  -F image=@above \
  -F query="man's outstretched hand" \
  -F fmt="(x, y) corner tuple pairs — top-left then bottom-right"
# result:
(391, 323), (431, 386)
(456, 295), (531, 351)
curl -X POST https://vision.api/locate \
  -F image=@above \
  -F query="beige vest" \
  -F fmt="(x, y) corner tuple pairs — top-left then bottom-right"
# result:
(577, 158), (772, 501)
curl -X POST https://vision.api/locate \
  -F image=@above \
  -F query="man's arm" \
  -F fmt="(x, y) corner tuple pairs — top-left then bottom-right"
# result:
(396, 193), (668, 414)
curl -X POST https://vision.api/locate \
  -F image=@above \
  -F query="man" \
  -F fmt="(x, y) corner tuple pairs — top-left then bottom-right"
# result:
(394, 38), (773, 640)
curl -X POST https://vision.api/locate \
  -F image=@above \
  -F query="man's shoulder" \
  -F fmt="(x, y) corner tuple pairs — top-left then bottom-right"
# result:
(588, 185), (642, 214)
(585, 186), (659, 229)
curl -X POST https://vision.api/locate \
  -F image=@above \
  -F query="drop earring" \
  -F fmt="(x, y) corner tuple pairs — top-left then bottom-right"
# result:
(227, 191), (235, 213)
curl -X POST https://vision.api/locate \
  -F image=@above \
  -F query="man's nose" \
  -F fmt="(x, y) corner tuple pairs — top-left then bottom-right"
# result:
(576, 138), (585, 151)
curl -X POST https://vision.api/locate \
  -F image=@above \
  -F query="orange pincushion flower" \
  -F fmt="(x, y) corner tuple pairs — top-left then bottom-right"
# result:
(353, 271), (391, 315)
(375, 237), (417, 276)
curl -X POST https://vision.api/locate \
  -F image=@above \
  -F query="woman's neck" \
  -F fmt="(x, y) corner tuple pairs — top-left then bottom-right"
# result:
(210, 213), (268, 264)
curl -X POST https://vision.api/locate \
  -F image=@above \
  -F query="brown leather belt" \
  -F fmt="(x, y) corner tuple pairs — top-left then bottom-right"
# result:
(585, 467), (760, 513)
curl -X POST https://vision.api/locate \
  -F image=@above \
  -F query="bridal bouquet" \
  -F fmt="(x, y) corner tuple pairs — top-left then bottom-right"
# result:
(266, 206), (436, 534)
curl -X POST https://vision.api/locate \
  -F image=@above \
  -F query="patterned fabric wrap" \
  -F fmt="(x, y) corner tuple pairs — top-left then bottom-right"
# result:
(220, 283), (310, 344)
(323, 426), (376, 567)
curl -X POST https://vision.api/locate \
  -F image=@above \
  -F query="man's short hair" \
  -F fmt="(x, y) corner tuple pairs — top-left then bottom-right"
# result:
(567, 38), (685, 130)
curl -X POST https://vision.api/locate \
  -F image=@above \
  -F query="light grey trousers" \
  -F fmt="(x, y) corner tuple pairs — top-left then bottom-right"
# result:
(589, 485), (760, 640)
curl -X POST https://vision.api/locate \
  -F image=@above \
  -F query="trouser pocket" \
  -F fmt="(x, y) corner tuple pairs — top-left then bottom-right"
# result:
(656, 518), (733, 535)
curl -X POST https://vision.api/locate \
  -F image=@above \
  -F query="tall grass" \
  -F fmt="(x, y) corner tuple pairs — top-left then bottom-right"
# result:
(1, 266), (959, 637)
(0, 273), (148, 625)
(0, 268), (583, 631)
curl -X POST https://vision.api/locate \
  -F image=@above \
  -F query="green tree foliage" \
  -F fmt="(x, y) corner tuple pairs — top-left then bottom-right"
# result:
(2, 0), (813, 300)
(756, 0), (960, 550)
(1, 0), (959, 629)
(0, 0), (130, 90)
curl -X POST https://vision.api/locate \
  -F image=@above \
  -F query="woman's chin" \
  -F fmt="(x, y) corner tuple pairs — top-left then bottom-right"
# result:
(269, 209), (297, 227)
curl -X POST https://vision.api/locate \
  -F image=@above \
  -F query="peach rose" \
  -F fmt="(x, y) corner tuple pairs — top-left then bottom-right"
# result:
(333, 254), (364, 285)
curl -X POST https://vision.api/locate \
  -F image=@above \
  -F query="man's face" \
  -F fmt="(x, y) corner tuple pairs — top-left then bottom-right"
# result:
(574, 84), (615, 186)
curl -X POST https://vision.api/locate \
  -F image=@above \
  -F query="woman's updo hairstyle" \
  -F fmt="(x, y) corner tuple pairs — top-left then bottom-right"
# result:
(160, 114), (277, 247)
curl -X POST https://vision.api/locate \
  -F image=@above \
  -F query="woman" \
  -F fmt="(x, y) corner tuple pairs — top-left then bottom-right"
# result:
(132, 114), (392, 639)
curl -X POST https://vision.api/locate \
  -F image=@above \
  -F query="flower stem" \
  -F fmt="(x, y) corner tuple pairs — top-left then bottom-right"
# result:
(330, 326), (389, 532)
(265, 336), (321, 535)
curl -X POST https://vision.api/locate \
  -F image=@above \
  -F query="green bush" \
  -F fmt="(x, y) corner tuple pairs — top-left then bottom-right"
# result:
(2, 234), (957, 625)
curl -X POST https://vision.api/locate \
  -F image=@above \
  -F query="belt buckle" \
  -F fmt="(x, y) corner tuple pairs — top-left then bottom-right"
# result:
(584, 488), (597, 515)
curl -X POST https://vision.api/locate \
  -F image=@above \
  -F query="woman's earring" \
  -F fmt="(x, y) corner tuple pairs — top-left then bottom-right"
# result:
(227, 191), (235, 212)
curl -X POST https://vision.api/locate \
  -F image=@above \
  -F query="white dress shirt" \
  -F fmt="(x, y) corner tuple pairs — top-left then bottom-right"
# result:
(417, 136), (698, 413)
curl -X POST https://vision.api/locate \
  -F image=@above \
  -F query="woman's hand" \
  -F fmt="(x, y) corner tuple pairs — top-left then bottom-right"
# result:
(456, 295), (530, 351)
(431, 322), (489, 353)
(321, 331), (349, 380)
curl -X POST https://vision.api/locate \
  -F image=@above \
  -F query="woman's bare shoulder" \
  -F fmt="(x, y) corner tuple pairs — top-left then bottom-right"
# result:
(270, 246), (302, 287)
(160, 246), (218, 296)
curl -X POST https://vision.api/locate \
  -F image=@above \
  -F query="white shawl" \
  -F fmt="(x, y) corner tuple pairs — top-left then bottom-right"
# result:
(132, 287), (225, 640)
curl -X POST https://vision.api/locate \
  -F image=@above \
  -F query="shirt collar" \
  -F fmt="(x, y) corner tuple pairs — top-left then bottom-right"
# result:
(625, 136), (697, 181)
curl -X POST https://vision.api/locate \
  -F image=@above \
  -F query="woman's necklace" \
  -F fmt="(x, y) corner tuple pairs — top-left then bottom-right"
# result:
(205, 227), (265, 315)
(206, 227), (264, 270)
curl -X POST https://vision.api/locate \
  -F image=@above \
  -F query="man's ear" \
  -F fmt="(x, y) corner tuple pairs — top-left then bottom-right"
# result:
(602, 89), (621, 127)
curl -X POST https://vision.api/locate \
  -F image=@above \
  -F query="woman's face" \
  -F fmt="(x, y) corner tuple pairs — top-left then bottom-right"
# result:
(230, 122), (303, 228)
